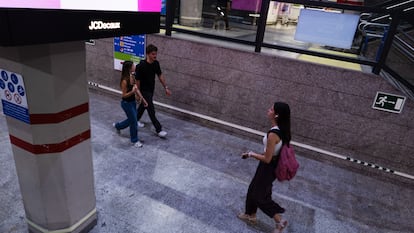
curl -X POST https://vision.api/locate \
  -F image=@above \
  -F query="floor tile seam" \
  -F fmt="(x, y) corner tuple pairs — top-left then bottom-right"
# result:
(89, 131), (327, 221)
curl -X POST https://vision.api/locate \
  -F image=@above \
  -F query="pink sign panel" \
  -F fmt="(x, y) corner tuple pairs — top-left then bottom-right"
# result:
(232, 0), (262, 12)
(0, 0), (161, 12)
(138, 0), (161, 12)
(0, 0), (60, 9)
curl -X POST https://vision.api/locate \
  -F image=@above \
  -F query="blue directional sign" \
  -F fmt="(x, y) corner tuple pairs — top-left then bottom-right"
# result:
(114, 35), (146, 70)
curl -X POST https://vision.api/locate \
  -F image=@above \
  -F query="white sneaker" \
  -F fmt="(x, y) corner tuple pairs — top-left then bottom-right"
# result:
(157, 130), (167, 138)
(137, 121), (145, 128)
(133, 141), (143, 148)
(112, 123), (120, 134)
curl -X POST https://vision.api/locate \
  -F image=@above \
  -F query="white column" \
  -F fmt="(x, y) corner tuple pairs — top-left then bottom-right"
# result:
(0, 41), (97, 233)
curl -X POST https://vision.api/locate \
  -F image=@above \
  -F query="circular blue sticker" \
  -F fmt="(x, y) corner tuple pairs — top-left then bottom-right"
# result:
(0, 80), (5, 89)
(10, 74), (19, 85)
(1, 71), (8, 81)
(17, 85), (25, 96)
(7, 82), (15, 93)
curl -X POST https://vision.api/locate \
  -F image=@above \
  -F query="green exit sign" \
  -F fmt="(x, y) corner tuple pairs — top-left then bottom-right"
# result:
(372, 92), (406, 113)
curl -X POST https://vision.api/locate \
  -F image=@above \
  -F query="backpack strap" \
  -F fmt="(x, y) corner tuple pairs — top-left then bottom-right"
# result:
(268, 128), (286, 146)
(268, 128), (282, 139)
(268, 129), (282, 161)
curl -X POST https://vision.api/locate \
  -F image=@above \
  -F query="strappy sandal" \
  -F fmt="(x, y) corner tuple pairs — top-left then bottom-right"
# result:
(274, 219), (288, 233)
(237, 213), (257, 224)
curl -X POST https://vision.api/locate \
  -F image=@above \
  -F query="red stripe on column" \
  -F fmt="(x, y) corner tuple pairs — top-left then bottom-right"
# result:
(29, 103), (89, 124)
(9, 130), (91, 154)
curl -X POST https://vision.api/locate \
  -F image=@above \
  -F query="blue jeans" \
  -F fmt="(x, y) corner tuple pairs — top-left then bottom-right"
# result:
(115, 100), (138, 143)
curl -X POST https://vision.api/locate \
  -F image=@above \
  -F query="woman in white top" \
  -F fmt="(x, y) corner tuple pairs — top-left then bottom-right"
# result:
(238, 102), (291, 233)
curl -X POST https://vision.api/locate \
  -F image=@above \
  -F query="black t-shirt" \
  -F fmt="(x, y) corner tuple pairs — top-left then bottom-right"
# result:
(135, 60), (162, 93)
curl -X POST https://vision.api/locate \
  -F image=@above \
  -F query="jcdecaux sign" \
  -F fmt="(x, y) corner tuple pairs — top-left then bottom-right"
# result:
(88, 21), (121, 30)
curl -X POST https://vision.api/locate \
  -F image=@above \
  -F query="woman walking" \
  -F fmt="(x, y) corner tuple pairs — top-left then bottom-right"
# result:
(113, 61), (147, 147)
(238, 102), (291, 233)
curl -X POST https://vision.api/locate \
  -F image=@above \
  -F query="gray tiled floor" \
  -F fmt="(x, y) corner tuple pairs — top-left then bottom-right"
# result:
(1, 90), (413, 233)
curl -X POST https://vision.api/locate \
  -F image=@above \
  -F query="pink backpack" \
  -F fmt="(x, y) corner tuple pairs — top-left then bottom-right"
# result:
(269, 129), (299, 182)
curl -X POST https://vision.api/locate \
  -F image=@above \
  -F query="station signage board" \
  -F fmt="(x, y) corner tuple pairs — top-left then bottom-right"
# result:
(114, 35), (146, 71)
(0, 69), (30, 124)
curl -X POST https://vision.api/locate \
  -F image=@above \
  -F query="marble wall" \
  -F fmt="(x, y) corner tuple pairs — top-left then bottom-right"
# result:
(86, 34), (413, 177)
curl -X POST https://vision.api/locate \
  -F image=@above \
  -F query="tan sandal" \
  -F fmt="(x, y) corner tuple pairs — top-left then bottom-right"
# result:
(273, 219), (288, 233)
(237, 213), (257, 224)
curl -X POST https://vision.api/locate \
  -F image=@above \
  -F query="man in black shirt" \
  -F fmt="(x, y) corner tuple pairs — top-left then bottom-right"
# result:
(135, 44), (171, 138)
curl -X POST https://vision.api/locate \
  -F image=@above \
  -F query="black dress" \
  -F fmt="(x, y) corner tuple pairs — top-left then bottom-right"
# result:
(244, 129), (285, 217)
